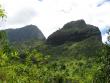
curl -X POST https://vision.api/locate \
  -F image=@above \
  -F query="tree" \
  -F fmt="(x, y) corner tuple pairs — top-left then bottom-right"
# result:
(105, 29), (110, 82)
(0, 5), (6, 18)
(108, 29), (110, 42)
(93, 28), (110, 83)
(0, 5), (7, 50)
(100, 29), (110, 83)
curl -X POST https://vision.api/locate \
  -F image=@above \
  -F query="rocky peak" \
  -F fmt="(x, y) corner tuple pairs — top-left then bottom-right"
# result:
(47, 19), (102, 45)
(63, 19), (86, 30)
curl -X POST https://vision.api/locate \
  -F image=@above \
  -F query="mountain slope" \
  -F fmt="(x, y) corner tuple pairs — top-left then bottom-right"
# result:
(43, 19), (103, 57)
(47, 19), (101, 45)
(5, 25), (45, 43)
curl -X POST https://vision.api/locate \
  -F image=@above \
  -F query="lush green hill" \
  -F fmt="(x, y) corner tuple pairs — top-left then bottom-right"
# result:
(40, 36), (103, 57)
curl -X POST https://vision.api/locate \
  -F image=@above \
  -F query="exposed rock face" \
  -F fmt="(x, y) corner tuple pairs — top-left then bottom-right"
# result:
(6, 25), (45, 42)
(47, 19), (102, 45)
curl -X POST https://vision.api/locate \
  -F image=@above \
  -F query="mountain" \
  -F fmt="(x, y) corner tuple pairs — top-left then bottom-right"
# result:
(4, 20), (103, 56)
(45, 19), (103, 56)
(5, 25), (45, 43)
(0, 20), (106, 83)
(47, 19), (101, 45)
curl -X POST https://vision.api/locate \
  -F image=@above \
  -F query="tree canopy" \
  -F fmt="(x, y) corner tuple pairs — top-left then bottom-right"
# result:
(0, 5), (6, 18)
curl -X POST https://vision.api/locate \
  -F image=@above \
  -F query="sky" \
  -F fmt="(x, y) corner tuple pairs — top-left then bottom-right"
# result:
(0, 0), (110, 42)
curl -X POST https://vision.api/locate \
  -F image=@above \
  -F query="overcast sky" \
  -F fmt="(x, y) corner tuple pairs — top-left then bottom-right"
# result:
(0, 0), (110, 42)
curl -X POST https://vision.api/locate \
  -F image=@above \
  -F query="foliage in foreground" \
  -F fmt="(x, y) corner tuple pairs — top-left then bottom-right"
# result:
(0, 46), (106, 83)
(0, 30), (109, 83)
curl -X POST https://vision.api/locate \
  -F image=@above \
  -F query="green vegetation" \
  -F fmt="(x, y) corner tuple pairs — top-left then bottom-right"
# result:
(0, 30), (109, 83)
(0, 9), (109, 82)
(0, 48), (105, 82)
(0, 5), (6, 18)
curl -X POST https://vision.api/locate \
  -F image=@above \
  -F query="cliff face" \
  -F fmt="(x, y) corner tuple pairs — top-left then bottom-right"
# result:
(5, 25), (45, 42)
(47, 19), (102, 45)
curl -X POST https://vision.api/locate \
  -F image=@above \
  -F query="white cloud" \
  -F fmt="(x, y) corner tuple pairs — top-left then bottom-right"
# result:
(102, 33), (108, 43)
(97, 0), (110, 6)
(8, 8), (37, 25)
(1, 0), (110, 40)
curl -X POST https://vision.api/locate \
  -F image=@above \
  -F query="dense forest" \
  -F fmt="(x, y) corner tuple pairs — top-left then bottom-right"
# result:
(0, 5), (110, 83)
